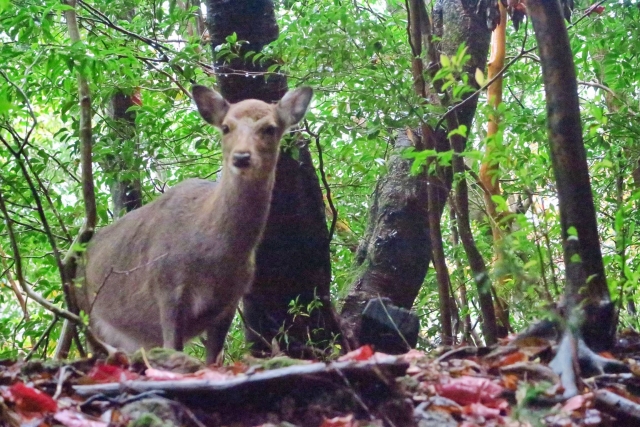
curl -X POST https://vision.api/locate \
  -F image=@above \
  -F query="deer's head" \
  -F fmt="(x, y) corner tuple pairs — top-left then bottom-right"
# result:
(192, 85), (313, 178)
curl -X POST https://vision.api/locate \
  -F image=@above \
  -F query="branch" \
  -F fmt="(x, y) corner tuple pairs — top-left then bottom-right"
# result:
(0, 69), (37, 154)
(304, 121), (338, 242)
(66, 0), (97, 244)
(0, 188), (77, 324)
(0, 247), (29, 319)
(433, 1), (610, 133)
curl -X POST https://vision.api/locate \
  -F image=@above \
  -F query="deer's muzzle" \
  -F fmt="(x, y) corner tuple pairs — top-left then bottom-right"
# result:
(232, 152), (251, 168)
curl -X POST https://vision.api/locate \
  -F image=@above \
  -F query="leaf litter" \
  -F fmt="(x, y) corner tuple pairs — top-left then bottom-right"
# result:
(2, 331), (640, 426)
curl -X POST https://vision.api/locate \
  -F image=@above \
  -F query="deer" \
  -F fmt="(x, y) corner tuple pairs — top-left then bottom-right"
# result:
(77, 84), (313, 364)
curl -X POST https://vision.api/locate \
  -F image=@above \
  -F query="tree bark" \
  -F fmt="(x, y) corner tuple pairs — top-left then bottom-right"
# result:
(340, 129), (450, 349)
(434, 0), (498, 344)
(341, 0), (495, 349)
(479, 2), (511, 337)
(406, 0), (454, 345)
(206, 0), (341, 357)
(527, 0), (613, 351)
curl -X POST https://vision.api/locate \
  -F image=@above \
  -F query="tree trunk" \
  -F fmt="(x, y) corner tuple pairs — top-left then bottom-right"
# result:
(341, 0), (495, 350)
(435, 0), (498, 345)
(105, 90), (142, 218)
(206, 0), (341, 357)
(527, 0), (614, 351)
(340, 129), (450, 351)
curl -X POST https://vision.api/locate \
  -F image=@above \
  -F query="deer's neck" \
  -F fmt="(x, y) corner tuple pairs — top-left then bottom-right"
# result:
(205, 167), (277, 258)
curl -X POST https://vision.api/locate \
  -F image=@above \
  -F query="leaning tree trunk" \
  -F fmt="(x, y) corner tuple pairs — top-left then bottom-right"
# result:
(341, 0), (494, 351)
(206, 0), (341, 357)
(340, 129), (451, 353)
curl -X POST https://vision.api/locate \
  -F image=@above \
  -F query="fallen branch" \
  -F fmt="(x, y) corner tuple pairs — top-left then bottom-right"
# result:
(73, 357), (408, 398)
(594, 389), (640, 426)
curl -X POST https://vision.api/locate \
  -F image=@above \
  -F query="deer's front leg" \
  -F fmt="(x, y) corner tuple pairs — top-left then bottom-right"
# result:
(205, 310), (235, 365)
(159, 297), (184, 351)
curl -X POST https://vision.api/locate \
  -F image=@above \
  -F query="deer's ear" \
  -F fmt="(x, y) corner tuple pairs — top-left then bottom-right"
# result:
(192, 85), (229, 127)
(277, 86), (313, 128)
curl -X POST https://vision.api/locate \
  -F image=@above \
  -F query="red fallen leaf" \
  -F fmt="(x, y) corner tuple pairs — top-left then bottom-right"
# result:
(320, 414), (357, 427)
(436, 376), (504, 406)
(496, 351), (527, 367)
(586, 3), (605, 15)
(463, 402), (502, 418)
(2, 382), (57, 415)
(87, 364), (138, 383)
(338, 345), (374, 362)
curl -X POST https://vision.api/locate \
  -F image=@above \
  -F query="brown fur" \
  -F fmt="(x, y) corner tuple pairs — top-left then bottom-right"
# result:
(78, 85), (312, 364)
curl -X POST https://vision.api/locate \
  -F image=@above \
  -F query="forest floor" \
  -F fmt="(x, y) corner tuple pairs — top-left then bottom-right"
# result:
(3, 330), (640, 427)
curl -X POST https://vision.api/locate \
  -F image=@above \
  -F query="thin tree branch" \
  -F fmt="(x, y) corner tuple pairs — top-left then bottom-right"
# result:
(0, 69), (37, 154)
(303, 121), (337, 242)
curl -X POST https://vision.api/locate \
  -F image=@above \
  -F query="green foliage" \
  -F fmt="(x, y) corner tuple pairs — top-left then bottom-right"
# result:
(1, 0), (640, 359)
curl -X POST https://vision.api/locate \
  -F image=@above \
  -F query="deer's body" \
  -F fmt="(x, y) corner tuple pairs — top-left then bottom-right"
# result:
(78, 85), (312, 363)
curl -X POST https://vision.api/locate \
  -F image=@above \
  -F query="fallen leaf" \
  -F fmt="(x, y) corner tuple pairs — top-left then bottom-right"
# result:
(586, 4), (605, 15)
(496, 351), (527, 367)
(338, 345), (374, 362)
(562, 392), (593, 413)
(402, 349), (427, 362)
(2, 382), (57, 415)
(193, 369), (233, 381)
(86, 364), (137, 383)
(436, 376), (504, 407)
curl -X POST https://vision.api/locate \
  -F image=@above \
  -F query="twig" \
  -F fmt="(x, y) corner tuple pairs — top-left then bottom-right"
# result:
(53, 366), (69, 400)
(0, 247), (28, 319)
(235, 307), (273, 353)
(0, 69), (37, 154)
(434, 46), (536, 132)
(73, 357), (407, 396)
(376, 295), (412, 350)
(303, 120), (338, 242)
(24, 154), (72, 242)
(25, 315), (59, 361)
(0, 188), (78, 324)
(87, 253), (168, 315)
(333, 368), (377, 422)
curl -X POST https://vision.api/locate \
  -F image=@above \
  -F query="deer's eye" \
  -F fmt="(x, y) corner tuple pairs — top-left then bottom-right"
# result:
(221, 124), (230, 134)
(262, 125), (277, 136)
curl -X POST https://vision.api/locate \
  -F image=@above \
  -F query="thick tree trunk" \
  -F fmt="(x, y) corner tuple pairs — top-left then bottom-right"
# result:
(341, 0), (494, 350)
(206, 0), (341, 357)
(341, 130), (449, 351)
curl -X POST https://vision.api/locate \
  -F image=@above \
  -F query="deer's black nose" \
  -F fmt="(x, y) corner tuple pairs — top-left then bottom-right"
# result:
(232, 152), (251, 168)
